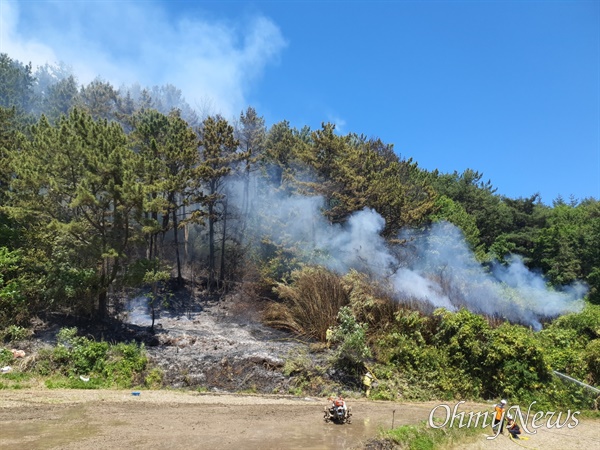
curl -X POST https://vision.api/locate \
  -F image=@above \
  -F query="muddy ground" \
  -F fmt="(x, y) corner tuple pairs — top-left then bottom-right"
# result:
(0, 390), (430, 449)
(1, 390), (598, 450)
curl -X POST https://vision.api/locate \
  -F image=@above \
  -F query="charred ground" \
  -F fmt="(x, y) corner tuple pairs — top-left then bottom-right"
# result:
(20, 283), (331, 395)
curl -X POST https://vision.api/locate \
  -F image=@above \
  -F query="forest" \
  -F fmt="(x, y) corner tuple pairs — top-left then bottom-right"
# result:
(1, 53), (599, 407)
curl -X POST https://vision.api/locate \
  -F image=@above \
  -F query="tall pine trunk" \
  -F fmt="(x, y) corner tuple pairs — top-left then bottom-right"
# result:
(98, 290), (108, 321)
(172, 204), (183, 286)
(208, 201), (216, 292)
(219, 197), (228, 289)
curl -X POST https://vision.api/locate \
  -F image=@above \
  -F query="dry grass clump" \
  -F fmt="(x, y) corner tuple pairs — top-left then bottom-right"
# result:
(264, 266), (349, 341)
(264, 267), (413, 341)
(264, 265), (465, 345)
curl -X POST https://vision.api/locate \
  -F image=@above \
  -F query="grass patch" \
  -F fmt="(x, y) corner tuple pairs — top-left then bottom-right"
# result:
(239, 385), (259, 395)
(44, 375), (105, 389)
(377, 419), (481, 450)
(0, 371), (33, 389)
(14, 327), (160, 389)
(579, 409), (600, 419)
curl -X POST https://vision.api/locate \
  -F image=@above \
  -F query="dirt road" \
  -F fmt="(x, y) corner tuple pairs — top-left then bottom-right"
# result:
(0, 389), (433, 450)
(1, 390), (598, 450)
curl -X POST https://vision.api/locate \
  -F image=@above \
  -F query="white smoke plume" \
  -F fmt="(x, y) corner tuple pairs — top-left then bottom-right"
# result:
(393, 222), (585, 329)
(229, 175), (586, 329)
(125, 295), (153, 326)
(0, 0), (286, 119)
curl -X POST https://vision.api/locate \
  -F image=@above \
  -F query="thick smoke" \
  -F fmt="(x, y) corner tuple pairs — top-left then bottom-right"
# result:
(229, 175), (586, 329)
(393, 222), (585, 329)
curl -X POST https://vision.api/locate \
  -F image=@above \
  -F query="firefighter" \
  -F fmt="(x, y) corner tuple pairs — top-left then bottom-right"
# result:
(492, 399), (507, 433)
(325, 328), (333, 348)
(506, 414), (522, 440)
(362, 372), (373, 397)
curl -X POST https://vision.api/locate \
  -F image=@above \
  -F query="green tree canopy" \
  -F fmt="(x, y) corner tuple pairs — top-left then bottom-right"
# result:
(130, 108), (198, 282)
(429, 169), (512, 250)
(196, 115), (247, 290)
(0, 53), (37, 114)
(7, 108), (143, 318)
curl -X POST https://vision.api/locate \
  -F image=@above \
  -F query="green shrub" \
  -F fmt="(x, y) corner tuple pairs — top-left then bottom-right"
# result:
(328, 306), (371, 365)
(537, 327), (587, 379)
(484, 322), (551, 399)
(433, 308), (491, 371)
(32, 327), (148, 388)
(144, 368), (164, 388)
(104, 342), (148, 388)
(379, 308), (488, 399)
(551, 304), (600, 340)
(0, 247), (29, 328)
(72, 340), (109, 375)
(0, 347), (13, 366)
(1, 325), (31, 342)
(53, 327), (109, 376)
(584, 339), (600, 385)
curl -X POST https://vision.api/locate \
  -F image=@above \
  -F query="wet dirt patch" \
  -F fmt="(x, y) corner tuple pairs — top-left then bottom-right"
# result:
(0, 390), (435, 450)
(0, 404), (100, 450)
(2, 391), (598, 450)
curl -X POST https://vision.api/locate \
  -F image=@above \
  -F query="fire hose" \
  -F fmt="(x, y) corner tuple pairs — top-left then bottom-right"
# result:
(552, 370), (600, 394)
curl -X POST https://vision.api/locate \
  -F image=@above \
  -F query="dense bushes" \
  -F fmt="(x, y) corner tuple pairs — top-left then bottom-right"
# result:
(372, 307), (597, 407)
(381, 309), (599, 408)
(0, 247), (29, 328)
(25, 327), (158, 389)
(585, 340), (600, 385)
(268, 266), (599, 408)
(327, 306), (371, 367)
(539, 304), (600, 387)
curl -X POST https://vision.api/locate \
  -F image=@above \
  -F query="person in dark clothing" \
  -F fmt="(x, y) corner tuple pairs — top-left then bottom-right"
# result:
(506, 415), (522, 440)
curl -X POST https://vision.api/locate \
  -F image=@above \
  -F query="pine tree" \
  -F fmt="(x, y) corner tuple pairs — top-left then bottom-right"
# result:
(195, 116), (247, 290)
(8, 108), (142, 319)
(131, 108), (198, 283)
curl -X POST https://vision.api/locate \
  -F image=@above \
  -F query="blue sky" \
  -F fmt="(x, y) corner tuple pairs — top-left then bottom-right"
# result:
(1, 0), (598, 204)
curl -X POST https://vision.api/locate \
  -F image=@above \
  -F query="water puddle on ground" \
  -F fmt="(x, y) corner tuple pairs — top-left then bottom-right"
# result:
(242, 416), (382, 450)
